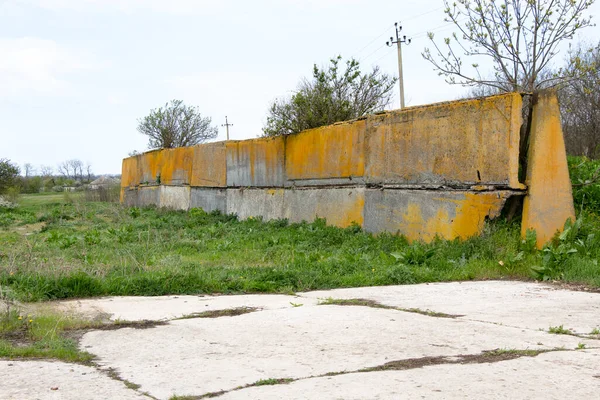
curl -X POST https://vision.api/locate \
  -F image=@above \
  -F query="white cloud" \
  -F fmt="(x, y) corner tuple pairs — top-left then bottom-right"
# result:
(0, 37), (104, 97)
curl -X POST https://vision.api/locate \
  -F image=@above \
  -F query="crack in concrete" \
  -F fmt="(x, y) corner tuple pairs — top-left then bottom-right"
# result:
(189, 348), (566, 399)
(172, 307), (260, 320)
(318, 298), (463, 318)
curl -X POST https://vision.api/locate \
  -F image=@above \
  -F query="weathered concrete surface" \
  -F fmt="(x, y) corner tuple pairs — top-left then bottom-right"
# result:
(364, 189), (513, 241)
(0, 360), (148, 400)
(136, 186), (160, 207)
(364, 93), (523, 188)
(120, 156), (139, 188)
(522, 90), (576, 248)
(21, 281), (595, 400)
(190, 187), (227, 213)
(57, 294), (320, 321)
(218, 350), (600, 400)
(226, 137), (285, 187)
(159, 185), (190, 210)
(191, 142), (227, 187)
(303, 281), (600, 334)
(226, 188), (285, 220)
(285, 119), (365, 183)
(158, 147), (194, 185)
(120, 187), (138, 207)
(284, 187), (365, 227)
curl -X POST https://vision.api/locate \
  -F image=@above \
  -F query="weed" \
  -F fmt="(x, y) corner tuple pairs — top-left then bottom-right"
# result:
(548, 325), (572, 335)
(577, 343), (586, 349)
(590, 328), (600, 335)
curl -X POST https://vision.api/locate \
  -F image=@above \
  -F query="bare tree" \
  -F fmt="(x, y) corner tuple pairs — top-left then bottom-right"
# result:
(86, 163), (93, 182)
(40, 165), (53, 177)
(423, 0), (595, 92)
(57, 161), (70, 178)
(559, 42), (600, 158)
(137, 100), (218, 149)
(23, 163), (35, 177)
(58, 159), (84, 180)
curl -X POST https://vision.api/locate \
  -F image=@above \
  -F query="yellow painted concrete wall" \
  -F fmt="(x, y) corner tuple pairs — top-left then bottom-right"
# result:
(191, 142), (227, 187)
(365, 93), (523, 187)
(121, 92), (573, 243)
(285, 119), (365, 181)
(226, 136), (285, 186)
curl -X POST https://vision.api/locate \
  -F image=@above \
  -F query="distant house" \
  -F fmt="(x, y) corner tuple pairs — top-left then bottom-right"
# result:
(89, 176), (120, 190)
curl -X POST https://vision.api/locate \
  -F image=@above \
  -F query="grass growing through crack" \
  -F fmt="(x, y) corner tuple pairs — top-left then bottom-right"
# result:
(548, 325), (573, 335)
(319, 298), (462, 318)
(1, 181), (600, 303)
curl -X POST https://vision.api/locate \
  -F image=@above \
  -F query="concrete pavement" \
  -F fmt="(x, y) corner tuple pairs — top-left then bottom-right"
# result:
(2, 281), (599, 399)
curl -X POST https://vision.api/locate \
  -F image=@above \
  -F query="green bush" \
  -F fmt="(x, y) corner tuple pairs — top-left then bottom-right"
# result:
(568, 156), (600, 214)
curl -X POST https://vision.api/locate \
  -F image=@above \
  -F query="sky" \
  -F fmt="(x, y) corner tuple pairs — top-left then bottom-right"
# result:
(2, 0), (600, 175)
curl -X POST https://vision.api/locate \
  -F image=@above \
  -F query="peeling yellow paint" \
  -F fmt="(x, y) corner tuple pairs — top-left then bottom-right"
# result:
(315, 190), (365, 227)
(522, 90), (575, 248)
(365, 93), (522, 187)
(286, 120), (365, 180)
(397, 192), (509, 242)
(191, 142), (227, 187)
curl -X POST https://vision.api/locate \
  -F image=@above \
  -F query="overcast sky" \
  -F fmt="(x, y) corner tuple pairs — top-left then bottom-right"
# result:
(2, 0), (599, 175)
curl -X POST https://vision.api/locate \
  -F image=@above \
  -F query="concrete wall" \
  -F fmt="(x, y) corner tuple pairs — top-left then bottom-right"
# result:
(122, 92), (573, 245)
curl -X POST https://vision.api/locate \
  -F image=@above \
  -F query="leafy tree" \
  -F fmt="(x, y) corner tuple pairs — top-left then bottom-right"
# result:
(0, 159), (20, 194)
(423, 0), (595, 92)
(262, 56), (397, 137)
(137, 100), (218, 149)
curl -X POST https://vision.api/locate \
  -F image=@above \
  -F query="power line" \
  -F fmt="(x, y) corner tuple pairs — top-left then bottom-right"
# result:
(351, 6), (445, 59)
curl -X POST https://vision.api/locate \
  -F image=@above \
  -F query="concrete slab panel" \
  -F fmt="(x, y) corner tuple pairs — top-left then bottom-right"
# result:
(121, 156), (138, 188)
(0, 360), (148, 400)
(191, 142), (227, 187)
(80, 301), (585, 399)
(159, 186), (190, 210)
(226, 137), (285, 187)
(285, 119), (365, 182)
(226, 188), (285, 220)
(136, 150), (163, 185)
(283, 187), (365, 227)
(364, 189), (512, 241)
(219, 350), (600, 400)
(158, 147), (194, 186)
(522, 90), (576, 247)
(365, 93), (522, 187)
(121, 188), (138, 207)
(137, 186), (160, 207)
(58, 294), (321, 321)
(190, 187), (227, 213)
(302, 281), (600, 335)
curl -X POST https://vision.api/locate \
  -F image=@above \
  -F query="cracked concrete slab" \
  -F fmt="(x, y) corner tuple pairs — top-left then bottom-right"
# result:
(80, 302), (592, 399)
(56, 294), (319, 321)
(4, 281), (600, 400)
(303, 281), (600, 334)
(0, 360), (148, 400)
(218, 349), (600, 400)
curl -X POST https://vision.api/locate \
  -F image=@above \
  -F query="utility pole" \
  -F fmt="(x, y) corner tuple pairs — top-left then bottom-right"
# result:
(386, 22), (411, 109)
(221, 116), (233, 141)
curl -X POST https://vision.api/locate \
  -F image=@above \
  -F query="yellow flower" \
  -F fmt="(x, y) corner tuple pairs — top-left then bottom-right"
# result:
(372, 268), (375, 272)
(29, 319), (33, 323)
(18, 316), (22, 320)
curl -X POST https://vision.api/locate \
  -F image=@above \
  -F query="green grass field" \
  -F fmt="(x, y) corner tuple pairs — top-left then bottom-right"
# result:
(1, 172), (599, 303)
